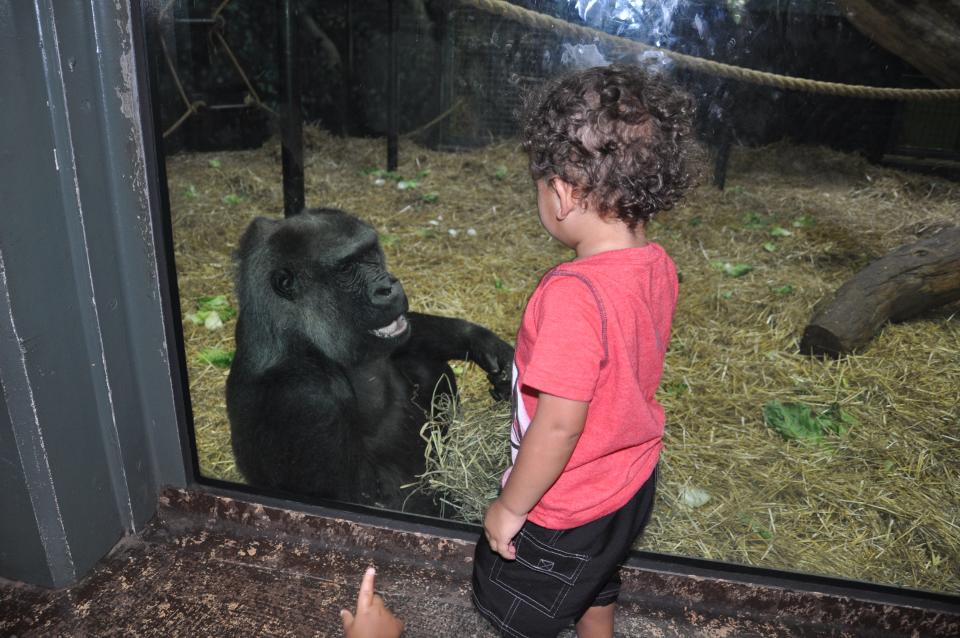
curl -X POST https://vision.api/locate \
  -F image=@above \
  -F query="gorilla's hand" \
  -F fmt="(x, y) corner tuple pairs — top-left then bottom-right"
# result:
(470, 329), (514, 402)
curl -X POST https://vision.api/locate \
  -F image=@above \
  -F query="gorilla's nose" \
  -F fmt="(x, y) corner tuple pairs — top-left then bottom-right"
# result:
(372, 275), (403, 307)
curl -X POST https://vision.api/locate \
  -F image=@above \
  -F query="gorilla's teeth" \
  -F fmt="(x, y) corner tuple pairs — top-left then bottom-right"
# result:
(371, 314), (407, 338)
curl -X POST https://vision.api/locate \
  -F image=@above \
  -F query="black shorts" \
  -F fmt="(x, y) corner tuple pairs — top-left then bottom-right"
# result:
(472, 467), (657, 638)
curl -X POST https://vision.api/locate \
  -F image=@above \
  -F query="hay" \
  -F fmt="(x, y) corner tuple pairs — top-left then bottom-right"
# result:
(166, 128), (959, 594)
(407, 383), (512, 523)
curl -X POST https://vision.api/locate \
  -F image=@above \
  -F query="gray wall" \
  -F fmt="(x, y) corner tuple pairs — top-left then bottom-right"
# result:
(0, 0), (187, 587)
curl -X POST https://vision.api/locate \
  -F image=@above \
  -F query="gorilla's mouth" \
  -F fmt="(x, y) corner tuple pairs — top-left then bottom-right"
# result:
(370, 314), (408, 339)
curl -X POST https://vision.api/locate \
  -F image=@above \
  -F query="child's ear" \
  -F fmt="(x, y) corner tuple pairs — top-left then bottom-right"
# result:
(551, 178), (578, 220)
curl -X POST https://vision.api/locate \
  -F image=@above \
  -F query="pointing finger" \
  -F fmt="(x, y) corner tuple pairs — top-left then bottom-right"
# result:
(356, 566), (376, 612)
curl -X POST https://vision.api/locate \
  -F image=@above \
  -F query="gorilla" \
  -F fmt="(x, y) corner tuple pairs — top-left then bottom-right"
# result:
(225, 208), (513, 514)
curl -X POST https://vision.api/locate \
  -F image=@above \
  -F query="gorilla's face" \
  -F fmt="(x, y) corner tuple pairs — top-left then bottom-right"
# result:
(254, 209), (411, 366)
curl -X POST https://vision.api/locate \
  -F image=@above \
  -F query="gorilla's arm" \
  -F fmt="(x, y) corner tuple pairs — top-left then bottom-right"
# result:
(399, 312), (514, 400)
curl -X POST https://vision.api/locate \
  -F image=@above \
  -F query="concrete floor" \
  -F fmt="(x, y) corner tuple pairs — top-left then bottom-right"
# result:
(1, 488), (957, 637)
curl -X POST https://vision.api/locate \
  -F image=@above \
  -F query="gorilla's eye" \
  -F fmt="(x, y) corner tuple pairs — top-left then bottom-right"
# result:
(335, 260), (354, 274)
(270, 268), (298, 299)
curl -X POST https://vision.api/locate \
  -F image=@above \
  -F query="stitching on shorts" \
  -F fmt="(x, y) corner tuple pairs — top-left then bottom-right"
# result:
(502, 598), (534, 638)
(516, 534), (590, 587)
(490, 534), (582, 617)
(544, 549), (593, 619)
(554, 581), (574, 615)
(491, 558), (566, 616)
(518, 530), (590, 563)
(473, 592), (532, 638)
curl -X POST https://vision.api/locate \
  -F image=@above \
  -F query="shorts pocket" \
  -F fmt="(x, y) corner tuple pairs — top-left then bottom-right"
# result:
(490, 530), (589, 617)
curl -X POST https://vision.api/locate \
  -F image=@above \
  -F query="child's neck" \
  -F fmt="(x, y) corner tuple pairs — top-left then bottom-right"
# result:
(571, 216), (648, 260)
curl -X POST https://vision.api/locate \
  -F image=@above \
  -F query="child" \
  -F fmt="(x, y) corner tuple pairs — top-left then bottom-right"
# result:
(472, 64), (698, 638)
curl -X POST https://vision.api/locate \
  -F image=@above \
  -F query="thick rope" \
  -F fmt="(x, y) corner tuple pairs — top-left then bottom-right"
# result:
(457, 0), (960, 101)
(158, 0), (278, 136)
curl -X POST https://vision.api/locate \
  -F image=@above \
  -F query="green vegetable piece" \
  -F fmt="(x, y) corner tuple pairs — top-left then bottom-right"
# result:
(662, 381), (688, 397)
(762, 401), (851, 444)
(793, 214), (816, 228)
(773, 284), (794, 296)
(185, 184), (199, 199)
(396, 179), (419, 190)
(208, 158), (221, 168)
(198, 295), (230, 310)
(726, 263), (752, 277)
(742, 212), (767, 229)
(494, 277), (506, 290)
(196, 295), (236, 321)
(223, 193), (243, 205)
(712, 262), (753, 278)
(770, 226), (792, 237)
(494, 166), (508, 180)
(747, 517), (773, 540)
(366, 169), (402, 181)
(688, 216), (702, 227)
(763, 242), (777, 253)
(199, 348), (234, 368)
(380, 233), (400, 247)
(188, 310), (221, 325)
(421, 192), (439, 203)
(720, 291), (733, 300)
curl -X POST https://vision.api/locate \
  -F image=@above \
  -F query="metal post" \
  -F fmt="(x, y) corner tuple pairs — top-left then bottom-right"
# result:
(713, 127), (732, 191)
(341, 0), (354, 136)
(387, 0), (399, 171)
(279, 0), (305, 216)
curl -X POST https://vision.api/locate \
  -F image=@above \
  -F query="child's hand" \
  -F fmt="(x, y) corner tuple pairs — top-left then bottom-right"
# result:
(340, 567), (404, 638)
(483, 497), (527, 560)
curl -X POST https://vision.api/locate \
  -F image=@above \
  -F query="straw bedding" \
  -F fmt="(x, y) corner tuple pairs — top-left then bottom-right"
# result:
(166, 128), (959, 593)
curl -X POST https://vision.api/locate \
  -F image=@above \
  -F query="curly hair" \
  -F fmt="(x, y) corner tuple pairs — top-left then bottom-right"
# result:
(522, 64), (700, 229)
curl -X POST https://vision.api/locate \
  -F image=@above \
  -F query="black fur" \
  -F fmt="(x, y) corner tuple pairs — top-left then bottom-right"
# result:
(226, 208), (513, 513)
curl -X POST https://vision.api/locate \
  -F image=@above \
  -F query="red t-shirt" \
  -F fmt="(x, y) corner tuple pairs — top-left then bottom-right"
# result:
(504, 243), (678, 529)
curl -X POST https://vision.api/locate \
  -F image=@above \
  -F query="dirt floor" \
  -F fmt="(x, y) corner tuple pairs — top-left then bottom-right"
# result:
(164, 129), (960, 595)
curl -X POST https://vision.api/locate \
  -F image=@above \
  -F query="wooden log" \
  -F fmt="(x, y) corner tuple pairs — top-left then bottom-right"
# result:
(800, 226), (960, 358)
(839, 0), (960, 89)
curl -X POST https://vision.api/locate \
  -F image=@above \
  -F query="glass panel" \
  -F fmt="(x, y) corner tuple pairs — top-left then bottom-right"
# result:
(149, 0), (960, 595)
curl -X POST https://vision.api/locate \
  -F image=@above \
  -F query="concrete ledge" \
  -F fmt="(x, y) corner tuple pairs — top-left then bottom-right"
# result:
(1, 487), (957, 637)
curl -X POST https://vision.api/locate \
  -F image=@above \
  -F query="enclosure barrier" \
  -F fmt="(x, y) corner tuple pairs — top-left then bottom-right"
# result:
(457, 0), (960, 101)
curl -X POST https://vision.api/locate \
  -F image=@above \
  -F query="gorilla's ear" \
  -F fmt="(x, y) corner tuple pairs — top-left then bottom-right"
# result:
(270, 268), (299, 300)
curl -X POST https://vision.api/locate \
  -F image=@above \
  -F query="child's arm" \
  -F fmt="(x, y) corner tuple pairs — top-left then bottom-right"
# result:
(483, 392), (588, 560)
